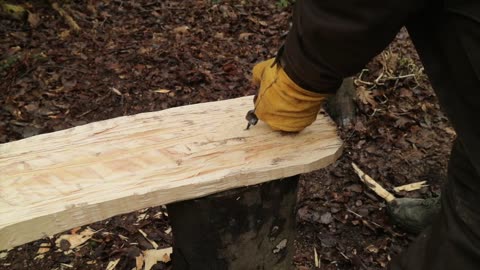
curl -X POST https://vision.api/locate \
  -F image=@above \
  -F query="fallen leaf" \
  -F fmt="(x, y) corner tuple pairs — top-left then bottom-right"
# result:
(143, 248), (173, 270)
(106, 258), (120, 270)
(357, 86), (377, 106)
(28, 12), (41, 28)
(37, 243), (51, 254)
(55, 227), (95, 250)
(399, 88), (413, 98)
(239, 32), (254, 40)
(320, 212), (333, 225)
(366, 244), (379, 254)
(172, 26), (189, 34)
(394, 116), (411, 128)
(135, 253), (144, 270)
(59, 30), (71, 40)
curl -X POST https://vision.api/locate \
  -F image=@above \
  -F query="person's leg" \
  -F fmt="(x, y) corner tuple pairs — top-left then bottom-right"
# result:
(388, 2), (480, 268)
(389, 140), (480, 269)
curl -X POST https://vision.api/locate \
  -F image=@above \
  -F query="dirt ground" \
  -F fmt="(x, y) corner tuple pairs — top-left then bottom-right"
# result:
(0, 1), (455, 269)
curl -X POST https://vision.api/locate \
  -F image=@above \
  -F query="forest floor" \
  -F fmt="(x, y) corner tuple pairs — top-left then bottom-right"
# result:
(0, 1), (455, 269)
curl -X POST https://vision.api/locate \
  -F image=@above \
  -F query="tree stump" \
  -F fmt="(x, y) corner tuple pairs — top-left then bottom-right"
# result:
(168, 175), (299, 270)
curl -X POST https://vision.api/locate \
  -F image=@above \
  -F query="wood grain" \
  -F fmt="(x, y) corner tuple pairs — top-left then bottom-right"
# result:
(0, 96), (342, 250)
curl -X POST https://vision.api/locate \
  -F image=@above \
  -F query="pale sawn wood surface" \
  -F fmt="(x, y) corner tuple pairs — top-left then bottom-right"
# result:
(0, 96), (342, 250)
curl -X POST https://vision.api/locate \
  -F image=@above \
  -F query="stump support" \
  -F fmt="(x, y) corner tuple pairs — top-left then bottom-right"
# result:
(168, 176), (299, 270)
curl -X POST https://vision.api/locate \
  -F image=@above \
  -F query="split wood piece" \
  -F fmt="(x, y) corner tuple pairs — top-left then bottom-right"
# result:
(0, 96), (343, 250)
(351, 163), (396, 203)
(393, 181), (428, 193)
(168, 176), (299, 270)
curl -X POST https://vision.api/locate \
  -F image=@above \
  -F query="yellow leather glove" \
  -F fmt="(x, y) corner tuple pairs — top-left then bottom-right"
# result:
(252, 58), (329, 132)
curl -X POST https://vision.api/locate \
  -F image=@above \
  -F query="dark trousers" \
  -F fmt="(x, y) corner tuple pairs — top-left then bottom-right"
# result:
(390, 3), (480, 269)
(389, 140), (480, 269)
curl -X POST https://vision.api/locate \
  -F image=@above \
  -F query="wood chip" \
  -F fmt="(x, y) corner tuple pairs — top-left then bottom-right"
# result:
(143, 248), (173, 270)
(138, 229), (158, 249)
(393, 181), (428, 193)
(55, 227), (95, 250)
(111, 87), (122, 96)
(0, 252), (7, 260)
(136, 213), (149, 223)
(314, 247), (320, 268)
(37, 242), (51, 254)
(352, 163), (395, 203)
(105, 258), (120, 270)
(152, 89), (171, 94)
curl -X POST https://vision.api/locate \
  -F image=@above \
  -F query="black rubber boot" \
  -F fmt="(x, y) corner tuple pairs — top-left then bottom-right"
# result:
(387, 197), (440, 234)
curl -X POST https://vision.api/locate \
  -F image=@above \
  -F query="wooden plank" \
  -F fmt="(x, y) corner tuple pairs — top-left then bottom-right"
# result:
(0, 96), (342, 250)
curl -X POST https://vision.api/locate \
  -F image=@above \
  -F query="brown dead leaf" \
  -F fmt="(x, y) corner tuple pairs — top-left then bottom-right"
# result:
(143, 248), (173, 270)
(28, 12), (41, 28)
(357, 86), (377, 106)
(239, 32), (254, 40)
(394, 116), (411, 128)
(59, 30), (71, 40)
(135, 253), (144, 270)
(214, 32), (224, 39)
(172, 26), (189, 34)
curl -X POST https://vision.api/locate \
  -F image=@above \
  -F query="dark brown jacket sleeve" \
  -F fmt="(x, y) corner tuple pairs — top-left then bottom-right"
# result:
(282, 0), (426, 94)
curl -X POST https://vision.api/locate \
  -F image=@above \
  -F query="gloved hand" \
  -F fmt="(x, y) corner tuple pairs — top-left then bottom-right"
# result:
(252, 58), (329, 132)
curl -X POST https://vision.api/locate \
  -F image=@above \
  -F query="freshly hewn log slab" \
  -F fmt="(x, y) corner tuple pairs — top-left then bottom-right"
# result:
(0, 96), (342, 250)
(168, 176), (299, 270)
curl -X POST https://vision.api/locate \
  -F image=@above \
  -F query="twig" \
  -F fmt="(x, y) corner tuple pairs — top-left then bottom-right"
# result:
(346, 208), (382, 228)
(351, 163), (396, 203)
